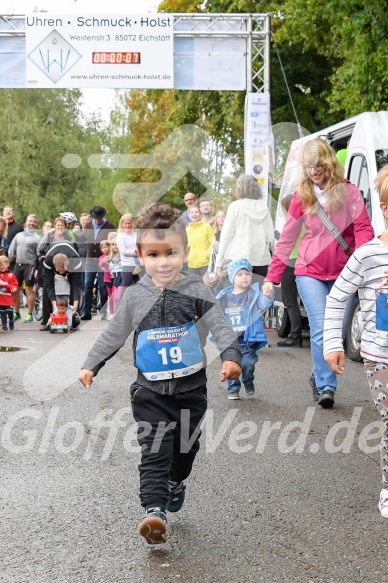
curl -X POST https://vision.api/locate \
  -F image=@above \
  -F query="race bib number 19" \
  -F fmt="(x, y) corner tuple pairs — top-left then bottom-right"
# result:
(136, 321), (203, 381)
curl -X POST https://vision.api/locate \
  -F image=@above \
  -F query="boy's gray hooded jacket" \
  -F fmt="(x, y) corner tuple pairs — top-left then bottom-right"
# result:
(82, 274), (241, 395)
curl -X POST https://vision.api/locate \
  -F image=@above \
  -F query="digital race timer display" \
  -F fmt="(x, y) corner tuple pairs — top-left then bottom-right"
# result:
(92, 52), (141, 64)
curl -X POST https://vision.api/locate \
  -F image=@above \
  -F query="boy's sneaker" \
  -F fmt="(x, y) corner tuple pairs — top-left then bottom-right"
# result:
(9, 321), (14, 331)
(318, 389), (335, 408)
(244, 383), (255, 396)
(138, 507), (167, 544)
(379, 489), (388, 518)
(13, 313), (21, 322)
(166, 480), (186, 513)
(23, 314), (33, 323)
(1, 325), (7, 333)
(228, 392), (240, 400)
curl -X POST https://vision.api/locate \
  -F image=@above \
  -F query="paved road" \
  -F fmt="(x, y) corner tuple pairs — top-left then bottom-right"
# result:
(1, 316), (388, 582)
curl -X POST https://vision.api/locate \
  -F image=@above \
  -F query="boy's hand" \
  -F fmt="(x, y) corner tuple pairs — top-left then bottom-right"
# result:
(324, 351), (345, 374)
(262, 282), (274, 298)
(79, 369), (95, 388)
(220, 361), (242, 382)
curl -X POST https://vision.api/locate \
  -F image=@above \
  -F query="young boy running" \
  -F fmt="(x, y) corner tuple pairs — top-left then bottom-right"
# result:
(79, 203), (242, 544)
(324, 165), (388, 518)
(215, 259), (274, 399)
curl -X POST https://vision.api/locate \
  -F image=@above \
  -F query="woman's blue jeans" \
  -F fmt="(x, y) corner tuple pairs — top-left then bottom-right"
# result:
(296, 276), (336, 392)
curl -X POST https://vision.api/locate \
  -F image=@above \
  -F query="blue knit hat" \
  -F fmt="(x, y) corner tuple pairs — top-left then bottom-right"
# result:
(228, 258), (252, 284)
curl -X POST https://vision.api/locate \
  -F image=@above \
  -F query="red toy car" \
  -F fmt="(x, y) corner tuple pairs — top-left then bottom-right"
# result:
(49, 312), (68, 334)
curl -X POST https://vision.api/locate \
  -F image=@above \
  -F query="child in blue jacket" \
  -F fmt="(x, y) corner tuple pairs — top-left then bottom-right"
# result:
(216, 258), (274, 399)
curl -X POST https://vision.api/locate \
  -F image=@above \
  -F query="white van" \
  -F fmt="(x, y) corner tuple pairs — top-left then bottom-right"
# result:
(273, 111), (388, 360)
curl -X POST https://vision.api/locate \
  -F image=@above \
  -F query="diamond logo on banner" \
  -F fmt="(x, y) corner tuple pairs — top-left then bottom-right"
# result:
(28, 29), (82, 84)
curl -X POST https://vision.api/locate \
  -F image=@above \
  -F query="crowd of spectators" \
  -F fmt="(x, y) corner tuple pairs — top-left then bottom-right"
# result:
(0, 176), (274, 332)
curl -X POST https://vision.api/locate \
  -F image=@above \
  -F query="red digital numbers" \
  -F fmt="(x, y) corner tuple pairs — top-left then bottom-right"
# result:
(92, 52), (141, 64)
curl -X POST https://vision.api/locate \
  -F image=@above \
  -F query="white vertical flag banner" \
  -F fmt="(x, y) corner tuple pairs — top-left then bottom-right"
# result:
(244, 92), (272, 204)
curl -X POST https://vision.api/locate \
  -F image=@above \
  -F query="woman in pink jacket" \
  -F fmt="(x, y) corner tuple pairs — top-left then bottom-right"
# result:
(263, 138), (374, 408)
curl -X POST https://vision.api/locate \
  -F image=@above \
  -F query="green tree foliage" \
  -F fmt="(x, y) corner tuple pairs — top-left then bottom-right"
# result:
(120, 0), (387, 213)
(125, 86), (241, 211)
(271, 0), (388, 115)
(0, 89), (105, 225)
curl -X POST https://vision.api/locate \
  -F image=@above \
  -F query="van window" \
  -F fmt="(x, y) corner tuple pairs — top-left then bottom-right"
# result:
(376, 150), (388, 171)
(348, 155), (372, 219)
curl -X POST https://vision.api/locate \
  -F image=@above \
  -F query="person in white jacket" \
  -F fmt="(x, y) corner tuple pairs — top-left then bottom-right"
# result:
(216, 174), (274, 278)
(116, 213), (140, 289)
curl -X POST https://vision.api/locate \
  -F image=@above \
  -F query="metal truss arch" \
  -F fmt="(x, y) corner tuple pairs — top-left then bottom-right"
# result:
(0, 12), (270, 92)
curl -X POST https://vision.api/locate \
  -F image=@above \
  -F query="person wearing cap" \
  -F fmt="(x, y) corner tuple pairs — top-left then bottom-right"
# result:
(214, 258), (274, 400)
(59, 212), (87, 258)
(81, 206), (116, 320)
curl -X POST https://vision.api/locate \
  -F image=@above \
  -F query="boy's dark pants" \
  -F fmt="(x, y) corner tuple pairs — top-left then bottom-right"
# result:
(131, 384), (207, 510)
(0, 306), (13, 325)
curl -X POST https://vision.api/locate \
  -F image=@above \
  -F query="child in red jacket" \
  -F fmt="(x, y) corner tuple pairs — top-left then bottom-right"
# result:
(0, 256), (18, 332)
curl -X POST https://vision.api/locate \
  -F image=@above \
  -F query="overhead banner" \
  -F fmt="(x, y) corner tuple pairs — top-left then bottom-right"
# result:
(174, 37), (246, 90)
(244, 92), (273, 204)
(25, 14), (174, 88)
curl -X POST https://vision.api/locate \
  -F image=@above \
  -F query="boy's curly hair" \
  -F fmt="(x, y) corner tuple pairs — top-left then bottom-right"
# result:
(135, 203), (188, 250)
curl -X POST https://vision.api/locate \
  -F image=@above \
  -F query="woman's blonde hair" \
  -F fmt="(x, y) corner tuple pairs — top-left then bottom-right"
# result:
(0, 216), (8, 237)
(297, 138), (345, 213)
(118, 213), (134, 233)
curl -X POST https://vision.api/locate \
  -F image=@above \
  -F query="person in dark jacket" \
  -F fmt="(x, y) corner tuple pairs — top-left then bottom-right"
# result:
(81, 206), (116, 320)
(38, 217), (81, 330)
(79, 203), (242, 545)
(2, 205), (23, 247)
(41, 253), (82, 331)
(3, 205), (24, 273)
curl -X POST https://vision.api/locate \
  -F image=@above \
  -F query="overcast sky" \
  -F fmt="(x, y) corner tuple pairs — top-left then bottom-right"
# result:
(3, 1), (158, 15)
(2, 0), (159, 122)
